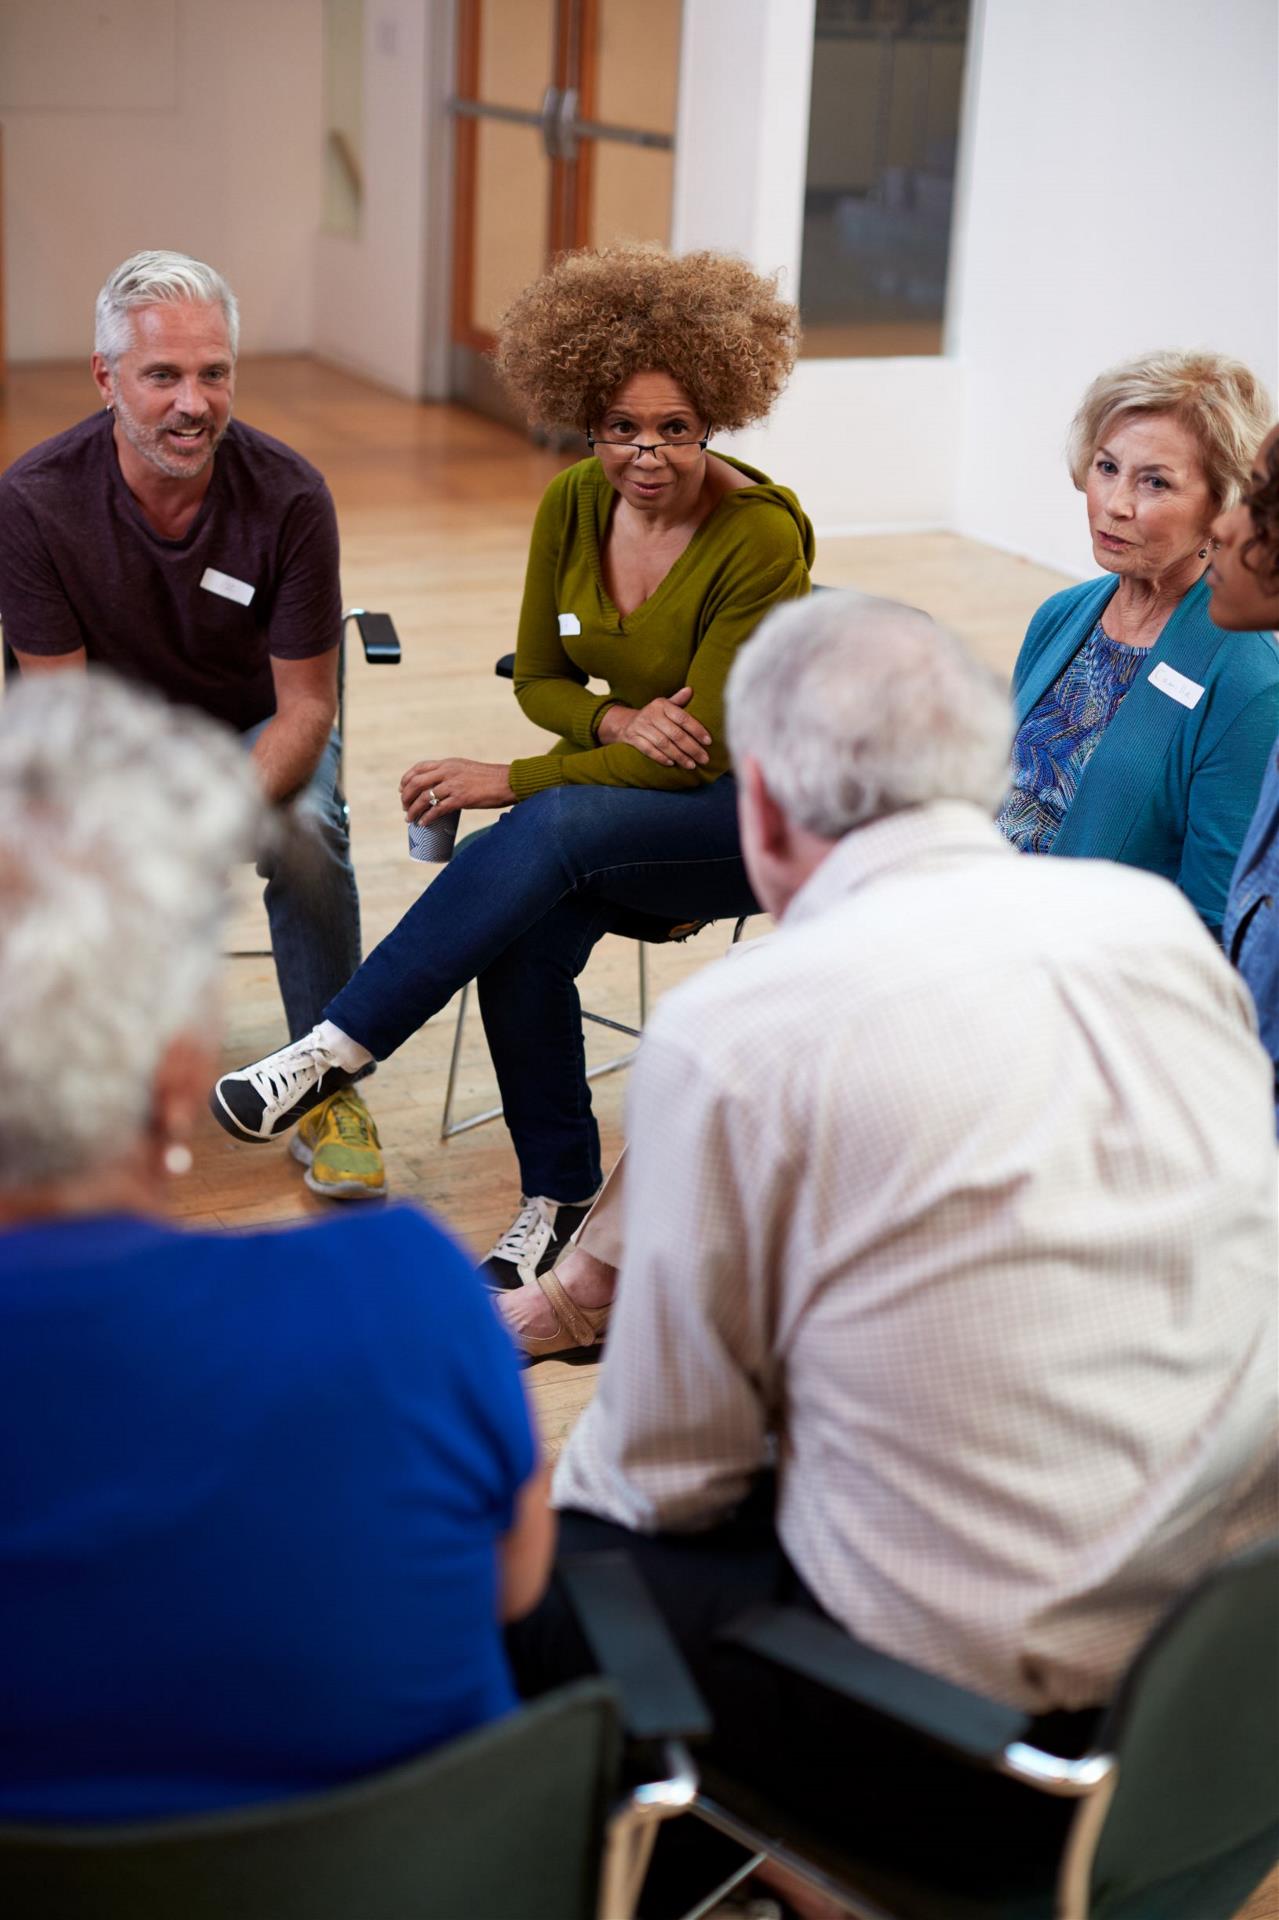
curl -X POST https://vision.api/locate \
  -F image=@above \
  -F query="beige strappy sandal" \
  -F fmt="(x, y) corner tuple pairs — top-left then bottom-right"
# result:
(518, 1263), (612, 1360)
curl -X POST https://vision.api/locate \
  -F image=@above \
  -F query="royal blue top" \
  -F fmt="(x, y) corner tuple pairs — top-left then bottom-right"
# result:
(999, 619), (1147, 853)
(0, 1205), (535, 1822)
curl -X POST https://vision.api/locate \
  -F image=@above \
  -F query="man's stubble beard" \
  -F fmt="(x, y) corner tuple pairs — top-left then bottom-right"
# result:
(111, 390), (232, 482)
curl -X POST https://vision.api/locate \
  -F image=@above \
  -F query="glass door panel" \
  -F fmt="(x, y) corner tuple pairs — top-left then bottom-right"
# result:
(451, 0), (682, 424)
(581, 0), (679, 249)
(593, 0), (680, 135)
(587, 146), (674, 251)
(473, 122), (551, 334)
(478, 0), (555, 108)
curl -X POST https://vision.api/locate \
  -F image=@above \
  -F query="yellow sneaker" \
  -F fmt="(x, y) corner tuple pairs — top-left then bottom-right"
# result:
(290, 1088), (387, 1200)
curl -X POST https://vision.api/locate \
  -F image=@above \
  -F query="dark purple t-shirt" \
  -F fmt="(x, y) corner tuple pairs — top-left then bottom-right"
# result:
(0, 413), (342, 733)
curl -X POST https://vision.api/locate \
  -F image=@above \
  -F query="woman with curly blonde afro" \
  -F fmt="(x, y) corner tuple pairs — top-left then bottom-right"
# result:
(215, 245), (813, 1334)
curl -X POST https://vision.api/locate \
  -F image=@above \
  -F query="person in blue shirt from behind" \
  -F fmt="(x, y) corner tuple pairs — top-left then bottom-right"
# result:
(1213, 421), (1279, 1128)
(0, 671), (551, 1823)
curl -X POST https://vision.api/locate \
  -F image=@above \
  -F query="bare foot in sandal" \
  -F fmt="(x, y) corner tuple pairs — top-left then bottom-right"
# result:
(499, 1246), (617, 1356)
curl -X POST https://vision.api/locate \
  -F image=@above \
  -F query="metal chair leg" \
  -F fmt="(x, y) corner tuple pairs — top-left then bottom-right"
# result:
(440, 922), (753, 1141)
(441, 945), (646, 1141)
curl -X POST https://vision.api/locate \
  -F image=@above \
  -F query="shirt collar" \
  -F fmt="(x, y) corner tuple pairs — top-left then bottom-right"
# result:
(782, 802), (1013, 930)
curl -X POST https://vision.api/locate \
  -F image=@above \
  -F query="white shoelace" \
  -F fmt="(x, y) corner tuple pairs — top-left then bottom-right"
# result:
(248, 1038), (338, 1114)
(488, 1197), (555, 1268)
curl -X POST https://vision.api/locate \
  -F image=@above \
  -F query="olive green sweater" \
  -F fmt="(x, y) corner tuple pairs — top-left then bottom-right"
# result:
(508, 455), (814, 798)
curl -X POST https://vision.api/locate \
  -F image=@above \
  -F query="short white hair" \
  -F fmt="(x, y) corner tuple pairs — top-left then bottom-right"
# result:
(0, 671), (263, 1190)
(726, 590), (1011, 838)
(94, 249), (241, 363)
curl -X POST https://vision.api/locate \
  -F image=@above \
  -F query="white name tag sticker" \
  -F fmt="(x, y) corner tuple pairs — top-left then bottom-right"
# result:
(200, 566), (255, 607)
(558, 612), (582, 636)
(1148, 662), (1205, 710)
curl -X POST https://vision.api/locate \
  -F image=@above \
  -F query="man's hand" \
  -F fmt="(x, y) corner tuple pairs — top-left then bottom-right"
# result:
(401, 757), (516, 822)
(596, 687), (711, 769)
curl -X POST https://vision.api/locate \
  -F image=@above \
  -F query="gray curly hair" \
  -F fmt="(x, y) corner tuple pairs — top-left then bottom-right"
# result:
(0, 671), (263, 1190)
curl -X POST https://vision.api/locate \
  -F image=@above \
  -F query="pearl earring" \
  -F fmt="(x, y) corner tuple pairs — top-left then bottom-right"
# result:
(163, 1142), (194, 1177)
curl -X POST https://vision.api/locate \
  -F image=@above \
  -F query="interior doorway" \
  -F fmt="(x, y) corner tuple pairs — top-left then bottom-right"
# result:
(448, 0), (682, 430)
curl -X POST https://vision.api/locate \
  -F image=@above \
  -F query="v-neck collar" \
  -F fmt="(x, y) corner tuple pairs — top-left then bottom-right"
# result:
(584, 455), (765, 631)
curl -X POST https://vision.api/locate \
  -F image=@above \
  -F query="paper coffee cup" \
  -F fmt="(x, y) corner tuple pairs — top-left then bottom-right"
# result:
(408, 811), (460, 864)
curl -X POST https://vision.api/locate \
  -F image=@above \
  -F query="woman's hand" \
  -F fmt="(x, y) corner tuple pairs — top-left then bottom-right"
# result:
(401, 757), (516, 822)
(597, 687), (712, 769)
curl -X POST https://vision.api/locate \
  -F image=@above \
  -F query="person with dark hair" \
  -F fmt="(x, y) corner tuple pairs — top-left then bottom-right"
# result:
(999, 351), (1279, 934)
(1211, 421), (1279, 1125)
(212, 244), (813, 1295)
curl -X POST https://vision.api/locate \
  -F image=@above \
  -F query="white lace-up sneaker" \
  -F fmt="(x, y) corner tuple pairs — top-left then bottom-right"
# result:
(483, 1193), (599, 1293)
(209, 1032), (355, 1143)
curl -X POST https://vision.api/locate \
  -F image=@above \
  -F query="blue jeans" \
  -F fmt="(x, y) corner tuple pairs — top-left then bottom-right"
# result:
(242, 722), (363, 1043)
(325, 778), (757, 1199)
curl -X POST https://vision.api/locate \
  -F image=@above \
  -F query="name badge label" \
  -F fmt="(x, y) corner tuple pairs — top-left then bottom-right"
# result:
(558, 612), (582, 636)
(200, 566), (255, 607)
(1148, 661), (1204, 710)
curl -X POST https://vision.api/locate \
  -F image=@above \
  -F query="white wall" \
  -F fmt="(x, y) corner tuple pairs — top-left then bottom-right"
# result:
(313, 0), (453, 396)
(949, 0), (1279, 576)
(723, 358), (959, 534)
(0, 0), (322, 362)
(670, 0), (960, 534)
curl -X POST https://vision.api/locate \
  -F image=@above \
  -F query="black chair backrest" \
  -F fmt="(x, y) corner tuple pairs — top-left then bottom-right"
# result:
(0, 1679), (620, 1920)
(1087, 1534), (1279, 1920)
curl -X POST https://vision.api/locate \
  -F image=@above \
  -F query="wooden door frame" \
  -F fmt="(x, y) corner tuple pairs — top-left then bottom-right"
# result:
(450, 0), (593, 355)
(448, 0), (677, 378)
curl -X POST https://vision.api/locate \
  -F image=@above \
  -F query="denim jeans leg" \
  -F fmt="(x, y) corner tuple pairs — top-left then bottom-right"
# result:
(242, 723), (363, 1042)
(476, 893), (617, 1201)
(323, 779), (751, 1060)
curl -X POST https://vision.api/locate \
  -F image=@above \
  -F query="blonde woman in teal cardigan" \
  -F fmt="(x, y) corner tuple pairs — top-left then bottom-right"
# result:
(213, 246), (813, 1280)
(1000, 352), (1279, 934)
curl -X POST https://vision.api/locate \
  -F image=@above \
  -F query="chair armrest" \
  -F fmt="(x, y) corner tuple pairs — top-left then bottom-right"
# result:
(494, 651), (516, 680)
(718, 1606), (1031, 1764)
(343, 609), (402, 664)
(559, 1551), (712, 1744)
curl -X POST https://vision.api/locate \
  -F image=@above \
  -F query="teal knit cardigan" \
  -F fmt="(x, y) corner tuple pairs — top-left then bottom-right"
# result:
(1011, 575), (1279, 933)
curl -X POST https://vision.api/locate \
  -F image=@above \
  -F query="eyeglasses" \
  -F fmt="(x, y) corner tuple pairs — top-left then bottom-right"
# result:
(586, 429), (711, 460)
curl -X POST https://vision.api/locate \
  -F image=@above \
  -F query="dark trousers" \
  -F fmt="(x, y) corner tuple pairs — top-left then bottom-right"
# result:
(241, 723), (363, 1043)
(508, 1496), (1094, 1913)
(323, 778), (756, 1199)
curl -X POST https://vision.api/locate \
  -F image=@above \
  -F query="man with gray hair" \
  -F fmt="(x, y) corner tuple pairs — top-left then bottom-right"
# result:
(511, 591), (1277, 1837)
(0, 250), (384, 1199)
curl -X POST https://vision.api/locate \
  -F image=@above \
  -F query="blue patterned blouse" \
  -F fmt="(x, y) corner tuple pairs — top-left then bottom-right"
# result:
(998, 620), (1148, 854)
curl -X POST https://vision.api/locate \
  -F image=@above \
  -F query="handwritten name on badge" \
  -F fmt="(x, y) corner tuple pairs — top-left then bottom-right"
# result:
(200, 567), (255, 607)
(558, 612), (582, 636)
(1148, 662), (1204, 710)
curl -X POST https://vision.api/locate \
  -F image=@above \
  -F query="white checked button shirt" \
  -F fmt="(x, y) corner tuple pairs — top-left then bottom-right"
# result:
(554, 803), (1279, 1710)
